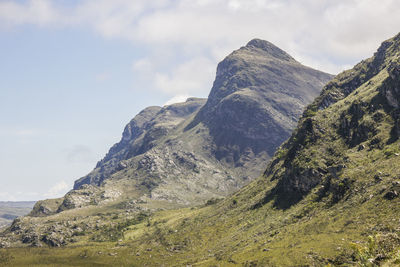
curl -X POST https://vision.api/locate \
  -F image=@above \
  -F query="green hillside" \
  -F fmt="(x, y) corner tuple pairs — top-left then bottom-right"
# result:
(1, 33), (400, 266)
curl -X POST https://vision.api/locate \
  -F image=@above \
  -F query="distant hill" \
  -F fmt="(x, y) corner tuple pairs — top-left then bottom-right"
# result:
(0, 201), (35, 228)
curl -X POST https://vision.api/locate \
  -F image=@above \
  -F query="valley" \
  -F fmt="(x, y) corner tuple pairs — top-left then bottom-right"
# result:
(0, 202), (35, 229)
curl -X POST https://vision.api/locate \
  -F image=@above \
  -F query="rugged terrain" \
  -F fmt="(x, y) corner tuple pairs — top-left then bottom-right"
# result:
(116, 32), (400, 265)
(26, 39), (332, 220)
(71, 39), (332, 205)
(0, 39), (332, 250)
(1, 33), (399, 266)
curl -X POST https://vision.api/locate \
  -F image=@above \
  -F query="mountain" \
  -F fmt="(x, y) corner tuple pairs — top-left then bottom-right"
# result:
(29, 39), (332, 216)
(0, 39), (333, 250)
(1, 33), (397, 266)
(0, 202), (35, 229)
(100, 32), (400, 266)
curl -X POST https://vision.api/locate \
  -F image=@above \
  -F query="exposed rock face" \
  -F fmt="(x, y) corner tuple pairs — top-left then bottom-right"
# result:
(189, 39), (332, 162)
(29, 201), (59, 217)
(68, 39), (332, 207)
(260, 32), (400, 209)
(315, 33), (400, 111)
(381, 62), (400, 109)
(73, 101), (199, 188)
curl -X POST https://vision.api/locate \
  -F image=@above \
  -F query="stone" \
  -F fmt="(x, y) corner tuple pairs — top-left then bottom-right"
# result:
(374, 175), (383, 182)
(384, 191), (398, 200)
(0, 241), (10, 248)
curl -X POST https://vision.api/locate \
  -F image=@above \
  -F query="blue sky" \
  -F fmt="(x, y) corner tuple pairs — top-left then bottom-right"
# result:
(1, 0), (400, 201)
(0, 25), (167, 200)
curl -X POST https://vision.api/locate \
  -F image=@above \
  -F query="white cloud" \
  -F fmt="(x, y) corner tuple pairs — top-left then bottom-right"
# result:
(14, 129), (38, 137)
(164, 94), (191, 106)
(0, 192), (17, 202)
(0, 191), (40, 202)
(73, 0), (170, 40)
(0, 182), (70, 201)
(44, 181), (70, 199)
(0, 128), (45, 141)
(66, 145), (96, 164)
(95, 72), (111, 82)
(153, 57), (215, 96)
(1, 0), (400, 90)
(133, 58), (153, 72)
(0, 0), (65, 27)
(133, 56), (215, 100)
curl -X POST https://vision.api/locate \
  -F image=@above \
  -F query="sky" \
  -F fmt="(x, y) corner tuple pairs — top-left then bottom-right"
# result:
(1, 0), (400, 201)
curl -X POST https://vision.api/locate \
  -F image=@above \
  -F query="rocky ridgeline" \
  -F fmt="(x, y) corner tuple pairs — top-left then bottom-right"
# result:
(67, 39), (332, 207)
(1, 39), (333, 247)
(260, 32), (400, 209)
(29, 39), (333, 217)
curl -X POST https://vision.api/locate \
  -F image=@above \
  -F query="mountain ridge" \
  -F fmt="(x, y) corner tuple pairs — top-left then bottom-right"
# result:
(91, 31), (400, 266)
(0, 38), (334, 252)
(67, 38), (333, 207)
(244, 38), (296, 62)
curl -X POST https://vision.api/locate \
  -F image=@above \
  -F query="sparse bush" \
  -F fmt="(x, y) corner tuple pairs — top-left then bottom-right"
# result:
(72, 230), (85, 237)
(91, 212), (149, 242)
(205, 198), (222, 206)
(350, 234), (400, 266)
(350, 235), (377, 266)
(275, 148), (288, 160)
(304, 108), (317, 118)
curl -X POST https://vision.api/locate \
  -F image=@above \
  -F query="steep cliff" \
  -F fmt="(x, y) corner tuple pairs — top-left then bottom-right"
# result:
(69, 39), (332, 207)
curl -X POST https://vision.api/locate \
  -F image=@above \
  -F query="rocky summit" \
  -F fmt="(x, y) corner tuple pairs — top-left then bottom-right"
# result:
(66, 39), (332, 207)
(0, 39), (333, 249)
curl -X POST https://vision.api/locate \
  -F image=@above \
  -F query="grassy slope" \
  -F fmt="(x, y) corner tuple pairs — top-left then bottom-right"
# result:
(3, 75), (400, 267)
(2, 35), (400, 266)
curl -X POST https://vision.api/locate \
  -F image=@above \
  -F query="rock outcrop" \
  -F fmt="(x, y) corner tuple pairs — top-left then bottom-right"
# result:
(65, 39), (333, 208)
(260, 32), (400, 209)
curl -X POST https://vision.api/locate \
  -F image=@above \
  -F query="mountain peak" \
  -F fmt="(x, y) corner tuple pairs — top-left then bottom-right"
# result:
(246, 38), (274, 49)
(245, 38), (295, 61)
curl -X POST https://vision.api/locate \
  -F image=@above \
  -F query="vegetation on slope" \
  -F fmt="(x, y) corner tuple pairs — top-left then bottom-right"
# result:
(2, 34), (400, 266)
(19, 39), (332, 229)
